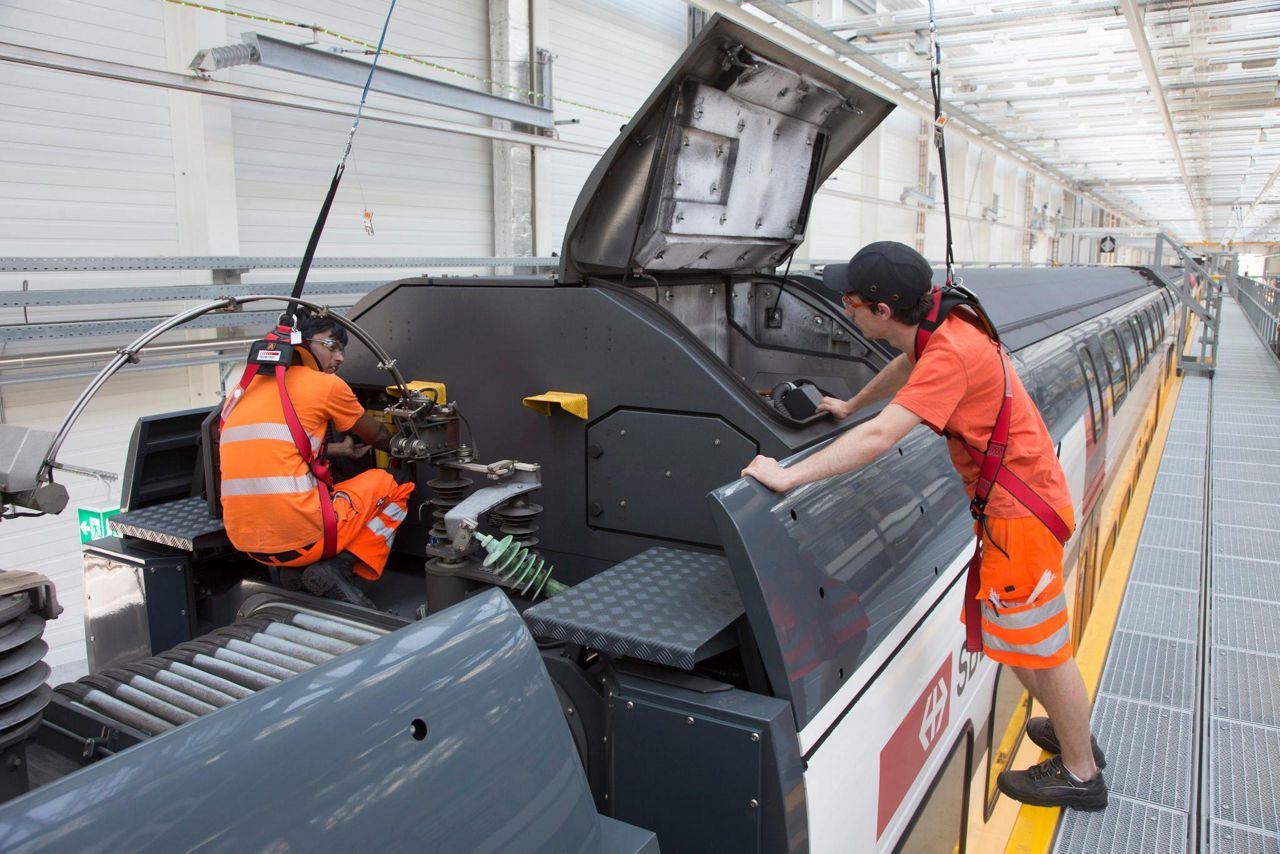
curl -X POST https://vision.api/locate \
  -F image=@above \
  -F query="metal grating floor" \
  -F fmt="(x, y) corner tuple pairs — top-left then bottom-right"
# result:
(1056, 296), (1280, 853)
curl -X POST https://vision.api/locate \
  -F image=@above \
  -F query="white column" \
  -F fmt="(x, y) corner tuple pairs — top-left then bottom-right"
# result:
(162, 2), (241, 405)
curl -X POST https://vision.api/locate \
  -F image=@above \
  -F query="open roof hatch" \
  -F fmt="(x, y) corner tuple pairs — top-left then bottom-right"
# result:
(559, 15), (895, 283)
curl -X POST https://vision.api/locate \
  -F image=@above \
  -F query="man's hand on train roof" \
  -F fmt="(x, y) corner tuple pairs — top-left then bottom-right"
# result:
(742, 455), (794, 493)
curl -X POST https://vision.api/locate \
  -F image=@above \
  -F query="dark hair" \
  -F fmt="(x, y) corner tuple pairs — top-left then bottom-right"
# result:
(296, 312), (348, 346)
(854, 288), (936, 326)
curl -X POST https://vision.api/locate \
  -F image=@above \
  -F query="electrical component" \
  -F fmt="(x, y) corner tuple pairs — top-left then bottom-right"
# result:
(474, 533), (565, 599)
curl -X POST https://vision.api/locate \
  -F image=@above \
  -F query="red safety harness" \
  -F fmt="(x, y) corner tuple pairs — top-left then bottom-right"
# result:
(914, 287), (1072, 652)
(220, 320), (339, 560)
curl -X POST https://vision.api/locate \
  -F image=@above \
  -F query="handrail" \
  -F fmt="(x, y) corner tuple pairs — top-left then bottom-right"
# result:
(0, 255), (558, 273)
(1229, 271), (1280, 361)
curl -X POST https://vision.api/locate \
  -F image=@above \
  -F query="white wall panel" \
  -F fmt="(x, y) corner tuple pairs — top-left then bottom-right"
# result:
(0, 1), (220, 683)
(0, 0), (178, 257)
(545, 0), (688, 254)
(223, 1), (495, 271)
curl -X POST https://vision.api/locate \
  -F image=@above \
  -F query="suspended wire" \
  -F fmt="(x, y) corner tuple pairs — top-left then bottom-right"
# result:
(291, 0), (397, 299)
(927, 0), (957, 288)
(164, 0), (630, 119)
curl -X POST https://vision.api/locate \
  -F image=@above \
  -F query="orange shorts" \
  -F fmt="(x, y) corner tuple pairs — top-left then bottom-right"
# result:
(244, 469), (414, 580)
(975, 506), (1076, 669)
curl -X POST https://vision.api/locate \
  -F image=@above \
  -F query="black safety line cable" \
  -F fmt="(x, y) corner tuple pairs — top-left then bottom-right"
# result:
(291, 0), (398, 301)
(928, 0), (956, 289)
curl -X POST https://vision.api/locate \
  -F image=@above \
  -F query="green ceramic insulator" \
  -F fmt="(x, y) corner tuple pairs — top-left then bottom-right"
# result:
(474, 531), (565, 599)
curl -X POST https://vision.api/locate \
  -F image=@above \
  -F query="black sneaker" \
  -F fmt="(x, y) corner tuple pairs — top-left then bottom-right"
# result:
(302, 554), (375, 609)
(997, 755), (1108, 811)
(1026, 716), (1107, 769)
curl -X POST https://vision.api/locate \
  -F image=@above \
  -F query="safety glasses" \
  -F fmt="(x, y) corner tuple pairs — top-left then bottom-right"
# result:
(308, 337), (345, 354)
(842, 294), (874, 311)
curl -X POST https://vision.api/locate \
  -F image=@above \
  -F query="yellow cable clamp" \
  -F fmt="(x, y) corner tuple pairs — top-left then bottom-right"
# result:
(523, 392), (588, 420)
(386, 380), (447, 403)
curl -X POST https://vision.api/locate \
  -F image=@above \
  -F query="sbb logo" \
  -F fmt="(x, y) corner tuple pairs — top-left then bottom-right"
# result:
(917, 676), (948, 751)
(877, 658), (952, 839)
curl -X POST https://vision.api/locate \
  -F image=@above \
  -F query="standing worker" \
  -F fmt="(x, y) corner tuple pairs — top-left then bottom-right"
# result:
(220, 313), (415, 608)
(742, 242), (1107, 811)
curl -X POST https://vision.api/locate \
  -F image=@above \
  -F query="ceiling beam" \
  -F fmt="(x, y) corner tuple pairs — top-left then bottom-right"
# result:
(0, 42), (604, 156)
(1119, 0), (1209, 240)
(827, 0), (1127, 38)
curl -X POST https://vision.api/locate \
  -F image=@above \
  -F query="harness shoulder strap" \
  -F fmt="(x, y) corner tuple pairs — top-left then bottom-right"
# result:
(914, 286), (999, 360)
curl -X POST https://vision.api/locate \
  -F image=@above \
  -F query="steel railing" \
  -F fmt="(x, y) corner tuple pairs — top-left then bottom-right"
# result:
(0, 255), (558, 383)
(1226, 270), (1280, 361)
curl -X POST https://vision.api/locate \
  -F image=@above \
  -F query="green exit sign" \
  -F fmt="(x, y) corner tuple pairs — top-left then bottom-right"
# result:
(78, 506), (120, 544)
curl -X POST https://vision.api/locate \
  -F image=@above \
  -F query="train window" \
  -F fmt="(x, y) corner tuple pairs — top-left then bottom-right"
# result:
(1101, 331), (1127, 410)
(1073, 518), (1101, 644)
(895, 729), (971, 854)
(1078, 351), (1104, 441)
(1151, 306), (1165, 341)
(1129, 317), (1148, 365)
(1117, 325), (1139, 379)
(984, 667), (1033, 820)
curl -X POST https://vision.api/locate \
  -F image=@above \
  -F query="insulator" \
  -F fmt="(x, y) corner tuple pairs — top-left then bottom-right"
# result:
(491, 494), (543, 547)
(426, 469), (473, 539)
(473, 533), (567, 600)
(189, 42), (260, 73)
(0, 590), (52, 750)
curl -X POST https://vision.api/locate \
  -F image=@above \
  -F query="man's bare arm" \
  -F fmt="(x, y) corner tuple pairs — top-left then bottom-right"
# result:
(741, 403), (923, 492)
(816, 353), (914, 419)
(350, 414), (393, 452)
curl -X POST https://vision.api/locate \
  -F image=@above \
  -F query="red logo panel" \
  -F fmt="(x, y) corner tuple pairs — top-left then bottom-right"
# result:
(877, 657), (952, 839)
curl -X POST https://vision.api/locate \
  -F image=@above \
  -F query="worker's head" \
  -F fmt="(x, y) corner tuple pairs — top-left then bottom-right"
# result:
(822, 241), (936, 327)
(297, 314), (348, 374)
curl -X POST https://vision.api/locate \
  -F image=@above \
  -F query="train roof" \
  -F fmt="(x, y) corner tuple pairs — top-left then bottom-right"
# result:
(930, 265), (1172, 351)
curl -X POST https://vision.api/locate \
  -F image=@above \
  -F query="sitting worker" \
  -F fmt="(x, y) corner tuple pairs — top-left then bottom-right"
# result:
(219, 313), (415, 608)
(742, 242), (1107, 812)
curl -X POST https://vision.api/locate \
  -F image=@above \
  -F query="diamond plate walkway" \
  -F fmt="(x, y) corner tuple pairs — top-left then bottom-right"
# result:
(1055, 295), (1280, 853)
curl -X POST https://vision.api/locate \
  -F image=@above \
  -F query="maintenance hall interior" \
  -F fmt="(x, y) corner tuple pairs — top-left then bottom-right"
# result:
(0, 1), (1277, 852)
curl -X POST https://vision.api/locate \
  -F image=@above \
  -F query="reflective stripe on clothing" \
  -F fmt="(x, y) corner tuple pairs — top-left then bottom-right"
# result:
(983, 620), (1071, 660)
(220, 365), (366, 555)
(222, 422), (323, 454)
(981, 590), (1072, 659)
(365, 515), (395, 549)
(975, 506), (1076, 669)
(259, 470), (415, 581)
(221, 474), (318, 497)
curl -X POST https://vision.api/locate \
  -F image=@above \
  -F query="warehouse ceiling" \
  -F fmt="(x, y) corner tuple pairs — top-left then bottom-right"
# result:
(724, 0), (1280, 247)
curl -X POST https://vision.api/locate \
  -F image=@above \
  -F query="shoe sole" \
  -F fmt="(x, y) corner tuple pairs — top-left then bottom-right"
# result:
(996, 778), (1108, 812)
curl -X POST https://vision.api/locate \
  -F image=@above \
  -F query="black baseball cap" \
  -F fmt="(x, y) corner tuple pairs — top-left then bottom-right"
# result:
(821, 241), (935, 306)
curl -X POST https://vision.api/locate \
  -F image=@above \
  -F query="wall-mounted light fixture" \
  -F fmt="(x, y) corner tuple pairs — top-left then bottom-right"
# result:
(900, 186), (936, 207)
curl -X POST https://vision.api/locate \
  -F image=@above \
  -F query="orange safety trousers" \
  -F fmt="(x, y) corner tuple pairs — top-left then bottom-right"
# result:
(250, 469), (415, 580)
(970, 506), (1077, 670)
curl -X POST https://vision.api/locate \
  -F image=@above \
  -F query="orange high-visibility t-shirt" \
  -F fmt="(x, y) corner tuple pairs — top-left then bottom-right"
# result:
(891, 312), (1072, 519)
(220, 366), (366, 554)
